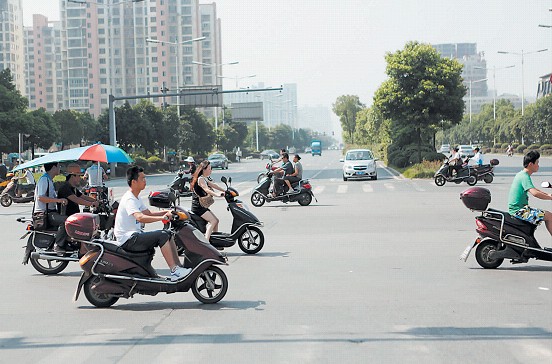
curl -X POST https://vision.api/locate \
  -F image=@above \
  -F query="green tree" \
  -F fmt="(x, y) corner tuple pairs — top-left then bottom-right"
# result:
(179, 107), (215, 155)
(26, 108), (60, 156)
(373, 41), (466, 161)
(0, 69), (29, 153)
(54, 109), (82, 149)
(270, 124), (293, 150)
(332, 95), (365, 144)
(79, 112), (103, 145)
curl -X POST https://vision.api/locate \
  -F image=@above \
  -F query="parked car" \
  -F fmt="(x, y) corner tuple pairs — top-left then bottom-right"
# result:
(207, 153), (229, 169)
(439, 144), (451, 154)
(260, 149), (279, 160)
(340, 149), (378, 181)
(458, 144), (475, 158)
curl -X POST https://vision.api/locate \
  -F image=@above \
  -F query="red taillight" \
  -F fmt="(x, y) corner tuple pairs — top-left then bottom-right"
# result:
(149, 191), (161, 197)
(475, 219), (487, 231)
(303, 183), (312, 190)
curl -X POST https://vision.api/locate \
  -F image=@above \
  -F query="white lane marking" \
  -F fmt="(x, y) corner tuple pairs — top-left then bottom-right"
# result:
(384, 183), (396, 190)
(313, 186), (325, 195)
(337, 185), (348, 194)
(411, 181), (426, 192)
(362, 184), (374, 193)
(538, 287), (550, 291)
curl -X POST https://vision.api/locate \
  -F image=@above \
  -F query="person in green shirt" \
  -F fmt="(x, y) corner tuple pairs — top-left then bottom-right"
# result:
(508, 150), (552, 235)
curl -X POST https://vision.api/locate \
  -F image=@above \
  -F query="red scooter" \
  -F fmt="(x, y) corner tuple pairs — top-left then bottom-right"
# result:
(74, 192), (228, 308)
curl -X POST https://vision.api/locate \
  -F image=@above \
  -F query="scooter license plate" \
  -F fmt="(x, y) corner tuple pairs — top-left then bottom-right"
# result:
(460, 244), (474, 262)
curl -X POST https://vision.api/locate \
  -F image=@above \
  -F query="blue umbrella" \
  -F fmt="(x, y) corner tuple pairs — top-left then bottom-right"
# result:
(13, 144), (133, 171)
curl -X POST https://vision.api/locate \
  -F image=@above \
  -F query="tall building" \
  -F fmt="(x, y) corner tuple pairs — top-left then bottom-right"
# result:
(537, 73), (551, 99)
(0, 0), (25, 93)
(24, 15), (63, 112)
(21, 0), (220, 116)
(198, 2), (222, 86)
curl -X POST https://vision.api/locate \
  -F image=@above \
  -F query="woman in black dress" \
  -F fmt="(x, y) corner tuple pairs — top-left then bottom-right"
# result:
(191, 160), (225, 240)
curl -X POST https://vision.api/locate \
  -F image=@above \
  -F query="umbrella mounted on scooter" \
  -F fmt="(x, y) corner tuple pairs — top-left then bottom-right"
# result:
(12, 143), (134, 176)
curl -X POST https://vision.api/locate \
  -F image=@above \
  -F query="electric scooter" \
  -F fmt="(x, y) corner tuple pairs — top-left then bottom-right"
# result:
(250, 172), (316, 207)
(74, 192), (229, 308)
(434, 157), (477, 186)
(459, 186), (552, 269)
(0, 179), (34, 207)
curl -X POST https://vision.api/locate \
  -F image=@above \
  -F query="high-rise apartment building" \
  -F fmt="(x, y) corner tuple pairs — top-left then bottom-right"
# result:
(22, 0), (220, 116)
(198, 2), (222, 86)
(0, 0), (25, 93)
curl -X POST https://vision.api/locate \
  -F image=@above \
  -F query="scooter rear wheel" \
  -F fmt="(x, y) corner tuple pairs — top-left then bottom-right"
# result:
(250, 192), (265, 207)
(298, 192), (312, 206)
(238, 226), (264, 254)
(475, 241), (504, 269)
(466, 175), (477, 186)
(0, 194), (12, 207)
(83, 276), (120, 308)
(30, 253), (69, 275)
(192, 266), (228, 304)
(483, 174), (493, 183)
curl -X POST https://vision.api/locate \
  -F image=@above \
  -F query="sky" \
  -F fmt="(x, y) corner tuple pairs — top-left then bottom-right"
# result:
(20, 0), (552, 110)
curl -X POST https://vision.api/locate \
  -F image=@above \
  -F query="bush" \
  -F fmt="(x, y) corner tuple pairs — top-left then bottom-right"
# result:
(483, 148), (492, 154)
(512, 143), (520, 149)
(422, 152), (445, 162)
(516, 144), (527, 153)
(540, 144), (552, 151)
(402, 160), (442, 179)
(527, 144), (540, 151)
(501, 143), (510, 149)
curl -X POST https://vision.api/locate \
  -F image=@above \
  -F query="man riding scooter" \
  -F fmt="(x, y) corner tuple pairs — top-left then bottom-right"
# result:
(271, 153), (294, 197)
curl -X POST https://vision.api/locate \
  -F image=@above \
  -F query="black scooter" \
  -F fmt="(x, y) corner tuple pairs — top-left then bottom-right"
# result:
(0, 179), (34, 207)
(149, 177), (265, 254)
(74, 192), (229, 308)
(434, 157), (477, 186)
(170, 169), (193, 199)
(250, 172), (316, 207)
(459, 186), (552, 268)
(188, 176), (264, 254)
(472, 159), (499, 184)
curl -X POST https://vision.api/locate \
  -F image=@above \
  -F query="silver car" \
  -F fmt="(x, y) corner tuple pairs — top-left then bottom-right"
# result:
(340, 149), (378, 181)
(208, 153), (229, 169)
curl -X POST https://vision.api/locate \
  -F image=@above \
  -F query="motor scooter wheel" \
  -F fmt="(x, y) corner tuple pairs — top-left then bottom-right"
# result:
(0, 194), (12, 207)
(483, 174), (493, 184)
(475, 241), (504, 269)
(192, 266), (228, 304)
(250, 192), (265, 207)
(238, 226), (264, 254)
(83, 276), (120, 308)
(466, 176), (477, 186)
(30, 253), (69, 275)
(434, 175), (446, 186)
(298, 192), (312, 206)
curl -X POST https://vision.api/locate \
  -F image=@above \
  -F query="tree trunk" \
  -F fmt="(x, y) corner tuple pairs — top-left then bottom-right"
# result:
(417, 128), (422, 163)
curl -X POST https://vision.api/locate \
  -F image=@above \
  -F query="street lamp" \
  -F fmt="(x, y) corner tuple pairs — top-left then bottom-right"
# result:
(467, 78), (487, 124)
(474, 65), (515, 121)
(146, 36), (206, 116)
(498, 48), (549, 116)
(217, 74), (256, 89)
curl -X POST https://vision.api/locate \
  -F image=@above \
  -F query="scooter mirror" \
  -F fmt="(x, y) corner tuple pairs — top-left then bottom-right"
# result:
(228, 177), (232, 184)
(541, 181), (552, 188)
(221, 176), (227, 184)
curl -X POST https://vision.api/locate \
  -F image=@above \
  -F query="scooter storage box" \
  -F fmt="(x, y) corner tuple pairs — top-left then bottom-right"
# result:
(460, 187), (491, 211)
(490, 159), (499, 166)
(148, 190), (171, 208)
(65, 213), (100, 241)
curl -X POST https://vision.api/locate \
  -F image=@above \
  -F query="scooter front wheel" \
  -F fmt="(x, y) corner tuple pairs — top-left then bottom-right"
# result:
(475, 241), (504, 269)
(83, 276), (120, 308)
(434, 175), (446, 186)
(192, 266), (228, 304)
(250, 191), (265, 207)
(238, 226), (264, 254)
(256, 173), (265, 183)
(0, 194), (12, 207)
(30, 254), (69, 275)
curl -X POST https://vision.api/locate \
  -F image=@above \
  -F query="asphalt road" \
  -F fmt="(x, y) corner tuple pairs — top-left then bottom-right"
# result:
(0, 150), (550, 363)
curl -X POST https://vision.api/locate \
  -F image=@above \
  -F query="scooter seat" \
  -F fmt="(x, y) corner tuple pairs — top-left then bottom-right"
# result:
(487, 208), (536, 235)
(96, 240), (154, 258)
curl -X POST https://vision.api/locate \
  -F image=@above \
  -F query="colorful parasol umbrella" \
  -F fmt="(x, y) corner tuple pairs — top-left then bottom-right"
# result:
(13, 143), (133, 171)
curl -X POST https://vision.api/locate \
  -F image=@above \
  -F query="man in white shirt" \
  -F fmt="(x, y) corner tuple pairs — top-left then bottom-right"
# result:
(114, 166), (191, 281)
(15, 168), (36, 197)
(84, 163), (108, 187)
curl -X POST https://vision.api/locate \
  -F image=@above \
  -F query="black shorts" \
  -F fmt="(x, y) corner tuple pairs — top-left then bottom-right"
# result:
(121, 230), (171, 252)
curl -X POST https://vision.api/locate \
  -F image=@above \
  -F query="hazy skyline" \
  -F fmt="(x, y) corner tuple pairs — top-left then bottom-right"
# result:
(20, 0), (552, 109)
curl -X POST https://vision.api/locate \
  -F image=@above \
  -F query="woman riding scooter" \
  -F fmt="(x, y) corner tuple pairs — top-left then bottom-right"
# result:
(191, 160), (225, 241)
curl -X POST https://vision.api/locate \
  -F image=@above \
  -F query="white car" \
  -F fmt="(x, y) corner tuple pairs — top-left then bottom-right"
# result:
(340, 149), (378, 181)
(458, 145), (474, 158)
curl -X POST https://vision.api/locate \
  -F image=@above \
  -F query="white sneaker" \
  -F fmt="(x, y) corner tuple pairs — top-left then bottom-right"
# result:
(171, 266), (192, 281)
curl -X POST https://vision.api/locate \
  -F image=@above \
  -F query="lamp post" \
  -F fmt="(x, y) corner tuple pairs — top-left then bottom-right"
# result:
(498, 48), (549, 116)
(217, 74), (256, 89)
(192, 61), (239, 130)
(467, 78), (488, 143)
(474, 65), (515, 121)
(146, 37), (206, 117)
